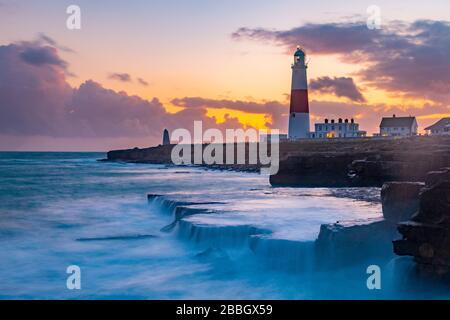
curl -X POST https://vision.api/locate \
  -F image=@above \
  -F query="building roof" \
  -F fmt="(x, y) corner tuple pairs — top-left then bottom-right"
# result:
(424, 117), (450, 130)
(380, 116), (416, 128)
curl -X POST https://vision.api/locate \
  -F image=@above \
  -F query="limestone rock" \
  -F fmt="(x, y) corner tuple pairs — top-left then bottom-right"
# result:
(393, 169), (450, 276)
(270, 153), (367, 187)
(315, 218), (397, 268)
(381, 182), (424, 223)
(413, 180), (450, 226)
(425, 168), (450, 187)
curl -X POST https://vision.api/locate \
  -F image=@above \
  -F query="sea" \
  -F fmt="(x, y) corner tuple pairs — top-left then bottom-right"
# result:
(0, 152), (447, 299)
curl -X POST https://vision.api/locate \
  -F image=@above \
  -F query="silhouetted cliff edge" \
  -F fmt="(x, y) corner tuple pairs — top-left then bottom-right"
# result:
(105, 136), (450, 186)
(271, 136), (450, 187)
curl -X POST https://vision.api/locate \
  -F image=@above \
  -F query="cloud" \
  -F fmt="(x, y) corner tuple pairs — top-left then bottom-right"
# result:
(310, 76), (366, 102)
(232, 20), (450, 104)
(171, 97), (288, 129)
(37, 33), (75, 53)
(232, 22), (375, 54)
(15, 35), (75, 75)
(109, 72), (132, 82)
(0, 42), (72, 136)
(137, 77), (149, 86)
(0, 41), (168, 140)
(67, 80), (168, 138)
(109, 74), (149, 86)
(172, 96), (285, 113)
(19, 45), (68, 69)
(0, 40), (258, 150)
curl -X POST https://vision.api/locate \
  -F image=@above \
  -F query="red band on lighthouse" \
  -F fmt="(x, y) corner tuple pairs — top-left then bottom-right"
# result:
(290, 89), (309, 113)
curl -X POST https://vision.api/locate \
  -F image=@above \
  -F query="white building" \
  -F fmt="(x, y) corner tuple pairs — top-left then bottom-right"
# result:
(379, 115), (418, 137)
(425, 117), (450, 136)
(310, 118), (366, 139)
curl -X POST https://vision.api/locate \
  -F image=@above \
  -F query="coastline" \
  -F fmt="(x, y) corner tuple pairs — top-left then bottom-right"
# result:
(103, 136), (450, 278)
(104, 136), (450, 186)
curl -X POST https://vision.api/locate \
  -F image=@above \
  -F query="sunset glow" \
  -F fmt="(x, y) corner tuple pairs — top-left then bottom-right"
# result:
(1, 0), (449, 150)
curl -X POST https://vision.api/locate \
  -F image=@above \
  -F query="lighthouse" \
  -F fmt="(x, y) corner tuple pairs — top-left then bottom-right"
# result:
(288, 47), (310, 139)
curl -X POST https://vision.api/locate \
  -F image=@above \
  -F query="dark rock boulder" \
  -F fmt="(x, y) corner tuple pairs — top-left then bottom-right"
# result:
(347, 149), (450, 187)
(272, 143), (450, 188)
(412, 180), (450, 226)
(315, 218), (397, 268)
(349, 159), (399, 186)
(394, 222), (450, 276)
(424, 168), (450, 187)
(393, 169), (450, 276)
(107, 144), (174, 163)
(381, 182), (424, 223)
(270, 153), (369, 187)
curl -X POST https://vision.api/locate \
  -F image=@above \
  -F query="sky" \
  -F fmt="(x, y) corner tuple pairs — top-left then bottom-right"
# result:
(0, 0), (449, 151)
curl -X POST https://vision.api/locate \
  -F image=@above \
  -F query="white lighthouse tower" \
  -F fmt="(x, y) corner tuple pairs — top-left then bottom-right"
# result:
(288, 46), (310, 139)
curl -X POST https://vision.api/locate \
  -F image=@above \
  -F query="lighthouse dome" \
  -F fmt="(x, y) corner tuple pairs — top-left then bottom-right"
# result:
(294, 47), (305, 57)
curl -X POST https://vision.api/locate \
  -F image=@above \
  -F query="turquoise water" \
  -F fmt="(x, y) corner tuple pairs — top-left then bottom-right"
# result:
(0, 152), (446, 299)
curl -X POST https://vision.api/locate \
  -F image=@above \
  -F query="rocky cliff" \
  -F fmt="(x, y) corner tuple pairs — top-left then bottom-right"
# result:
(106, 144), (174, 164)
(315, 181), (422, 268)
(106, 136), (450, 187)
(381, 182), (424, 223)
(270, 136), (450, 187)
(105, 143), (264, 172)
(394, 168), (450, 277)
(315, 167), (450, 279)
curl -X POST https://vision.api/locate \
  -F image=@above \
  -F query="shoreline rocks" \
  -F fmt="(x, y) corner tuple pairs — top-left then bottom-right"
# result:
(270, 153), (371, 187)
(105, 136), (450, 187)
(315, 181), (425, 268)
(315, 218), (398, 268)
(381, 182), (424, 223)
(393, 168), (450, 277)
(106, 143), (265, 173)
(272, 137), (450, 187)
